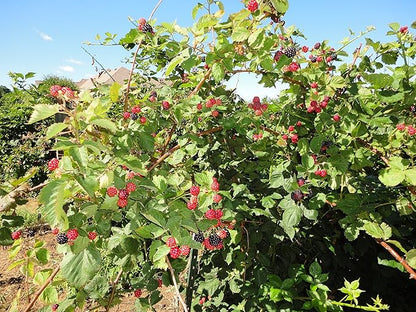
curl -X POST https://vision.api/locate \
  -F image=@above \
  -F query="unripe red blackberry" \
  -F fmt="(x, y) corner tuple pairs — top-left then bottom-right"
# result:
(118, 189), (129, 200)
(11, 231), (21, 240)
(107, 186), (118, 197)
(48, 158), (59, 171)
(166, 236), (177, 248)
(49, 85), (61, 97)
(66, 229), (79, 240)
(205, 209), (217, 219)
(247, 0), (258, 12)
(88, 231), (97, 240)
(134, 289), (142, 298)
(180, 245), (190, 256)
(190, 185), (200, 196)
(169, 246), (181, 259)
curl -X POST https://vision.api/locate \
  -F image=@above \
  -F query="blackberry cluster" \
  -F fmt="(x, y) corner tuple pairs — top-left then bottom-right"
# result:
(194, 232), (205, 243)
(208, 233), (222, 246)
(142, 23), (154, 33)
(131, 113), (138, 120)
(56, 232), (68, 245)
(283, 46), (297, 58)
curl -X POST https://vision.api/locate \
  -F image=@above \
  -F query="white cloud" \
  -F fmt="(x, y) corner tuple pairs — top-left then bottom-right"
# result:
(59, 65), (75, 73)
(66, 58), (83, 65)
(35, 29), (53, 41)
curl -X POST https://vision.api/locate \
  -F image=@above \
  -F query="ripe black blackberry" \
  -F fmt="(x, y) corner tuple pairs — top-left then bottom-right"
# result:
(26, 228), (36, 237)
(283, 46), (297, 58)
(291, 190), (304, 202)
(310, 56), (317, 63)
(330, 53), (338, 61)
(131, 113), (138, 120)
(208, 233), (222, 246)
(56, 232), (68, 244)
(194, 232), (205, 243)
(142, 23), (153, 33)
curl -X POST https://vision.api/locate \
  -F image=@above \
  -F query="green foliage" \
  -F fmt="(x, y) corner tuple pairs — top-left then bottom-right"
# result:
(4, 0), (416, 311)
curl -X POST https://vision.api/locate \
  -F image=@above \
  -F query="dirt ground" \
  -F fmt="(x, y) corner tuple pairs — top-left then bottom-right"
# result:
(0, 225), (180, 312)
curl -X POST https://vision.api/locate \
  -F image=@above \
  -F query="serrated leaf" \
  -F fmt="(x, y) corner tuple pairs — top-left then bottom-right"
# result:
(39, 180), (68, 229)
(28, 104), (60, 124)
(282, 205), (302, 227)
(212, 62), (225, 82)
(405, 168), (416, 185)
(152, 245), (170, 262)
(232, 27), (250, 42)
(405, 249), (416, 269)
(61, 246), (101, 288)
(84, 275), (109, 299)
(379, 167), (405, 186)
(269, 0), (289, 14)
(46, 123), (68, 139)
(90, 118), (118, 133)
(363, 222), (391, 240)
(165, 54), (186, 76)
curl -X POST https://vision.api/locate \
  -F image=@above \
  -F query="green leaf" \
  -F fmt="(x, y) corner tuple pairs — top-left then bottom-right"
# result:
(165, 53), (186, 76)
(309, 262), (322, 276)
(232, 27), (250, 42)
(405, 168), (416, 185)
(109, 82), (121, 103)
(69, 146), (89, 171)
(35, 248), (50, 265)
(61, 246), (101, 288)
(84, 275), (110, 299)
(28, 104), (60, 124)
(269, 0), (289, 14)
(363, 222), (391, 240)
(388, 22), (400, 31)
(0, 227), (13, 246)
(212, 62), (225, 82)
(153, 245), (170, 262)
(33, 269), (53, 286)
(363, 73), (394, 89)
(40, 286), (58, 304)
(39, 180), (69, 229)
(405, 249), (416, 269)
(46, 123), (68, 139)
(138, 131), (155, 151)
(379, 168), (405, 186)
(1, 215), (24, 227)
(90, 118), (118, 133)
(282, 205), (302, 227)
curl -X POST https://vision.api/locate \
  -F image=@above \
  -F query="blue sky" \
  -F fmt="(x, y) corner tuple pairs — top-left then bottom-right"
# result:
(0, 1), (414, 99)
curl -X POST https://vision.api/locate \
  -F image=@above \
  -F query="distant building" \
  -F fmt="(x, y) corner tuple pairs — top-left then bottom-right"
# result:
(76, 67), (130, 90)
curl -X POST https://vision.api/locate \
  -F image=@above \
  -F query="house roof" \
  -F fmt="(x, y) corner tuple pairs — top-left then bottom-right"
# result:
(76, 67), (131, 90)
